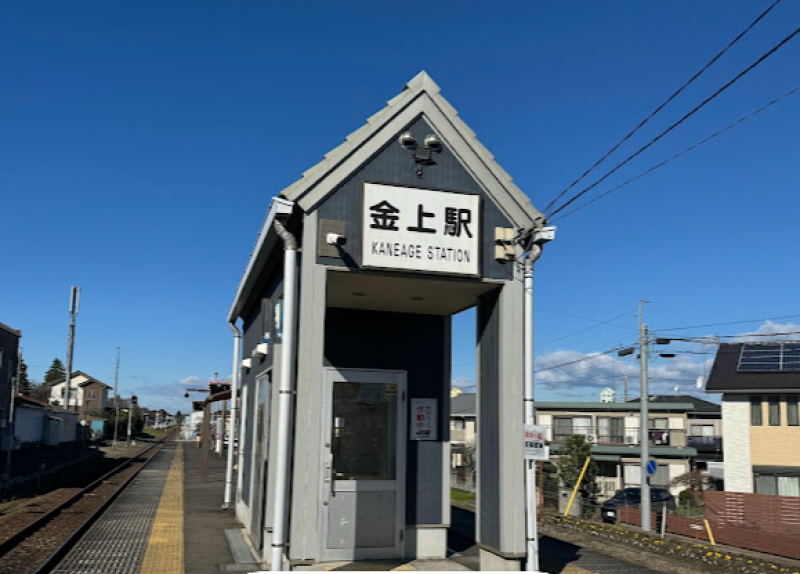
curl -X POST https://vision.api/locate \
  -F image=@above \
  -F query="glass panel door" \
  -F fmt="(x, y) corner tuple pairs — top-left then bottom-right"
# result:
(322, 369), (405, 561)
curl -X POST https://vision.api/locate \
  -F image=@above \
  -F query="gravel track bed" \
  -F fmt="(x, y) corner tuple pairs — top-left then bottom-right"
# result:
(0, 444), (163, 574)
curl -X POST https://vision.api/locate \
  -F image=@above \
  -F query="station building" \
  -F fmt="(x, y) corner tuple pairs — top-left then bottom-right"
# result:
(228, 72), (546, 570)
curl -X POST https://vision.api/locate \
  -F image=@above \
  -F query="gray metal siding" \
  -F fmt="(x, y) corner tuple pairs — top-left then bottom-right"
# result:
(316, 115), (514, 281)
(323, 308), (448, 526)
(477, 289), (501, 548)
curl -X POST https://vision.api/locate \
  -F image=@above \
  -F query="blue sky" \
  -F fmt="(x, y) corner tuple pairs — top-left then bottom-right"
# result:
(3, 1), (800, 412)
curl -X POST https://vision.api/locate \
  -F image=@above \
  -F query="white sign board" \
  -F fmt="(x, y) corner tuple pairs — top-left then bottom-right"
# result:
(410, 398), (437, 441)
(362, 183), (481, 276)
(524, 424), (548, 460)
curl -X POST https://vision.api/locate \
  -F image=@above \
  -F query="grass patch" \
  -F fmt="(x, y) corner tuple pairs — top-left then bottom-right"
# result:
(451, 488), (476, 502)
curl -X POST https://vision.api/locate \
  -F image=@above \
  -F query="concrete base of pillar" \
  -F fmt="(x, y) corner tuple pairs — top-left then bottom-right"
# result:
(404, 526), (447, 559)
(479, 548), (523, 571)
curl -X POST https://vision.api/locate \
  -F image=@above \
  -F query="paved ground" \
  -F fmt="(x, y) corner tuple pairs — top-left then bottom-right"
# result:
(183, 441), (242, 574)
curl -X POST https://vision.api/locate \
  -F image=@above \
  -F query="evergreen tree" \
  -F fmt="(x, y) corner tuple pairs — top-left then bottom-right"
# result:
(44, 358), (66, 388)
(17, 358), (32, 395)
(557, 434), (600, 504)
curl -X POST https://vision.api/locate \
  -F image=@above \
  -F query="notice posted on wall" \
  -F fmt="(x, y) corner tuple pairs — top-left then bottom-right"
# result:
(410, 398), (438, 441)
(524, 424), (548, 460)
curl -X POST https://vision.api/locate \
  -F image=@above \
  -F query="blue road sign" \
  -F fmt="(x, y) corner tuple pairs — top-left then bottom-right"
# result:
(646, 458), (658, 475)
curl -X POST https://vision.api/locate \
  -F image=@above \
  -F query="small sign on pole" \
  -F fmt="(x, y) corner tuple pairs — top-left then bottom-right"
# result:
(524, 425), (548, 460)
(646, 457), (658, 475)
(410, 398), (437, 441)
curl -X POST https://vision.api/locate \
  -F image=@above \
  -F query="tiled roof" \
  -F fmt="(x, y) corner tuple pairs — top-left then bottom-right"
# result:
(451, 393), (476, 416)
(706, 343), (800, 392)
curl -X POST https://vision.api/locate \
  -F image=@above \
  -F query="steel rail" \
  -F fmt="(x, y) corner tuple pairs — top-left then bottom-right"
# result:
(0, 430), (176, 572)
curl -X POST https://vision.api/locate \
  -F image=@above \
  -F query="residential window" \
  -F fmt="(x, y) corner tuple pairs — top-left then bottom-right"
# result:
(769, 397), (781, 426)
(553, 417), (573, 441)
(597, 417), (624, 443)
(788, 397), (799, 427)
(754, 468), (800, 497)
(87, 389), (97, 400)
(751, 396), (763, 426)
(691, 424), (715, 436)
(452, 419), (466, 431)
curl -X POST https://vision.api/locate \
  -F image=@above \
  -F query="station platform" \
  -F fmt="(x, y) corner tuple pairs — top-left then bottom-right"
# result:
(50, 438), (476, 573)
(49, 438), (665, 573)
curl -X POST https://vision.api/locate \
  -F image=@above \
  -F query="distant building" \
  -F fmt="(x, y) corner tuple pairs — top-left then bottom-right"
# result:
(448, 393), (697, 499)
(706, 342), (800, 496)
(600, 387), (615, 403)
(628, 394), (722, 475)
(1, 321), (22, 452)
(49, 371), (112, 416)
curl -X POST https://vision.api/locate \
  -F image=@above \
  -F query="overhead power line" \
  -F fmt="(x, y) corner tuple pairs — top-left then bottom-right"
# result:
(541, 0), (784, 216)
(535, 310), (634, 348)
(548, 21), (800, 218)
(656, 313), (800, 333)
(535, 345), (630, 373)
(551, 83), (800, 222)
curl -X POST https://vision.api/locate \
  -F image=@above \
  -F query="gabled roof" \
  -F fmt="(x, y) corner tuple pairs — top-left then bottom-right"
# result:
(280, 71), (542, 226)
(706, 342), (800, 392)
(72, 371), (113, 389)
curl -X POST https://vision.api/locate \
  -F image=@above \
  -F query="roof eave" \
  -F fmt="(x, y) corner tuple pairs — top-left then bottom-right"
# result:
(228, 197), (295, 323)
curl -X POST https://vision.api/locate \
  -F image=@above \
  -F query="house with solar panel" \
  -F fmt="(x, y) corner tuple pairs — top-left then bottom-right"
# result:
(706, 342), (800, 496)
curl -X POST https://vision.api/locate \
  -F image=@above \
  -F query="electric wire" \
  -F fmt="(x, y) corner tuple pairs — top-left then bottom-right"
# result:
(655, 313), (800, 333)
(541, 0), (784, 216)
(551, 83), (800, 222)
(547, 22), (800, 218)
(535, 310), (635, 348)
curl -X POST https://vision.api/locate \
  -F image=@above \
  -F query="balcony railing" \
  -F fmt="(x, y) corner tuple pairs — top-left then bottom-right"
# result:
(547, 426), (687, 447)
(687, 435), (722, 452)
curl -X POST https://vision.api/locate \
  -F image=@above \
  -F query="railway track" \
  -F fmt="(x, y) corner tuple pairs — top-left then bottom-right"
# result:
(0, 433), (175, 574)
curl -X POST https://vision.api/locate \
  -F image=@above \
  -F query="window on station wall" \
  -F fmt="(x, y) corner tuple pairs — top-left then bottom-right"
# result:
(754, 467), (800, 497)
(769, 397), (781, 426)
(751, 396), (763, 426)
(788, 396), (799, 427)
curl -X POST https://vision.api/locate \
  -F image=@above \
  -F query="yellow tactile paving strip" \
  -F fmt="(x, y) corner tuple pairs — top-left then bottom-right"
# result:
(140, 442), (184, 574)
(561, 565), (596, 574)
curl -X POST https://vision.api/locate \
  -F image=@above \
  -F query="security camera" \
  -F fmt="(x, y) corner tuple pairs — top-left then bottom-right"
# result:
(326, 233), (346, 246)
(398, 132), (417, 150)
(424, 134), (442, 152)
(534, 226), (556, 245)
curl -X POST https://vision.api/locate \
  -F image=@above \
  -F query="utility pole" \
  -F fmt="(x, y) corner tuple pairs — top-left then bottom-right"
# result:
(64, 287), (80, 414)
(623, 374), (629, 402)
(3, 347), (21, 491)
(126, 395), (135, 446)
(639, 300), (651, 532)
(112, 347), (121, 449)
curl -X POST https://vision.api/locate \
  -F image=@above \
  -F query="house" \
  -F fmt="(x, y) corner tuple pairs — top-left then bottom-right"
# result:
(0, 321), (22, 452)
(447, 394), (697, 499)
(49, 371), (111, 416)
(536, 401), (696, 499)
(13, 394), (50, 448)
(706, 342), (800, 496)
(629, 394), (723, 477)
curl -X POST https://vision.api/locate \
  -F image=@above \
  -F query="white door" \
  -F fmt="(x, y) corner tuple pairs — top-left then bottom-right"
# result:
(321, 369), (406, 561)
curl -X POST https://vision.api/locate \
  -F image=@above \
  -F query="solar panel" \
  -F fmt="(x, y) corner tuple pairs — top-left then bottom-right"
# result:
(738, 343), (800, 372)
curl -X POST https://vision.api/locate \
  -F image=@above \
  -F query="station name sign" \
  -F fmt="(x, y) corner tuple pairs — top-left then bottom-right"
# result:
(361, 183), (481, 276)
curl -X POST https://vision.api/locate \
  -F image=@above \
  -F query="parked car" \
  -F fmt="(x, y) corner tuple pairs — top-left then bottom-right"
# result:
(601, 487), (676, 523)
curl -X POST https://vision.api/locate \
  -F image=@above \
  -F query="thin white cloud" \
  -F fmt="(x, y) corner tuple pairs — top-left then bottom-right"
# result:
(730, 320), (800, 342)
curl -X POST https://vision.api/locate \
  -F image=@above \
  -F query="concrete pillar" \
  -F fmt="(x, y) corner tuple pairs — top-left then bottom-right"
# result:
(476, 278), (525, 570)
